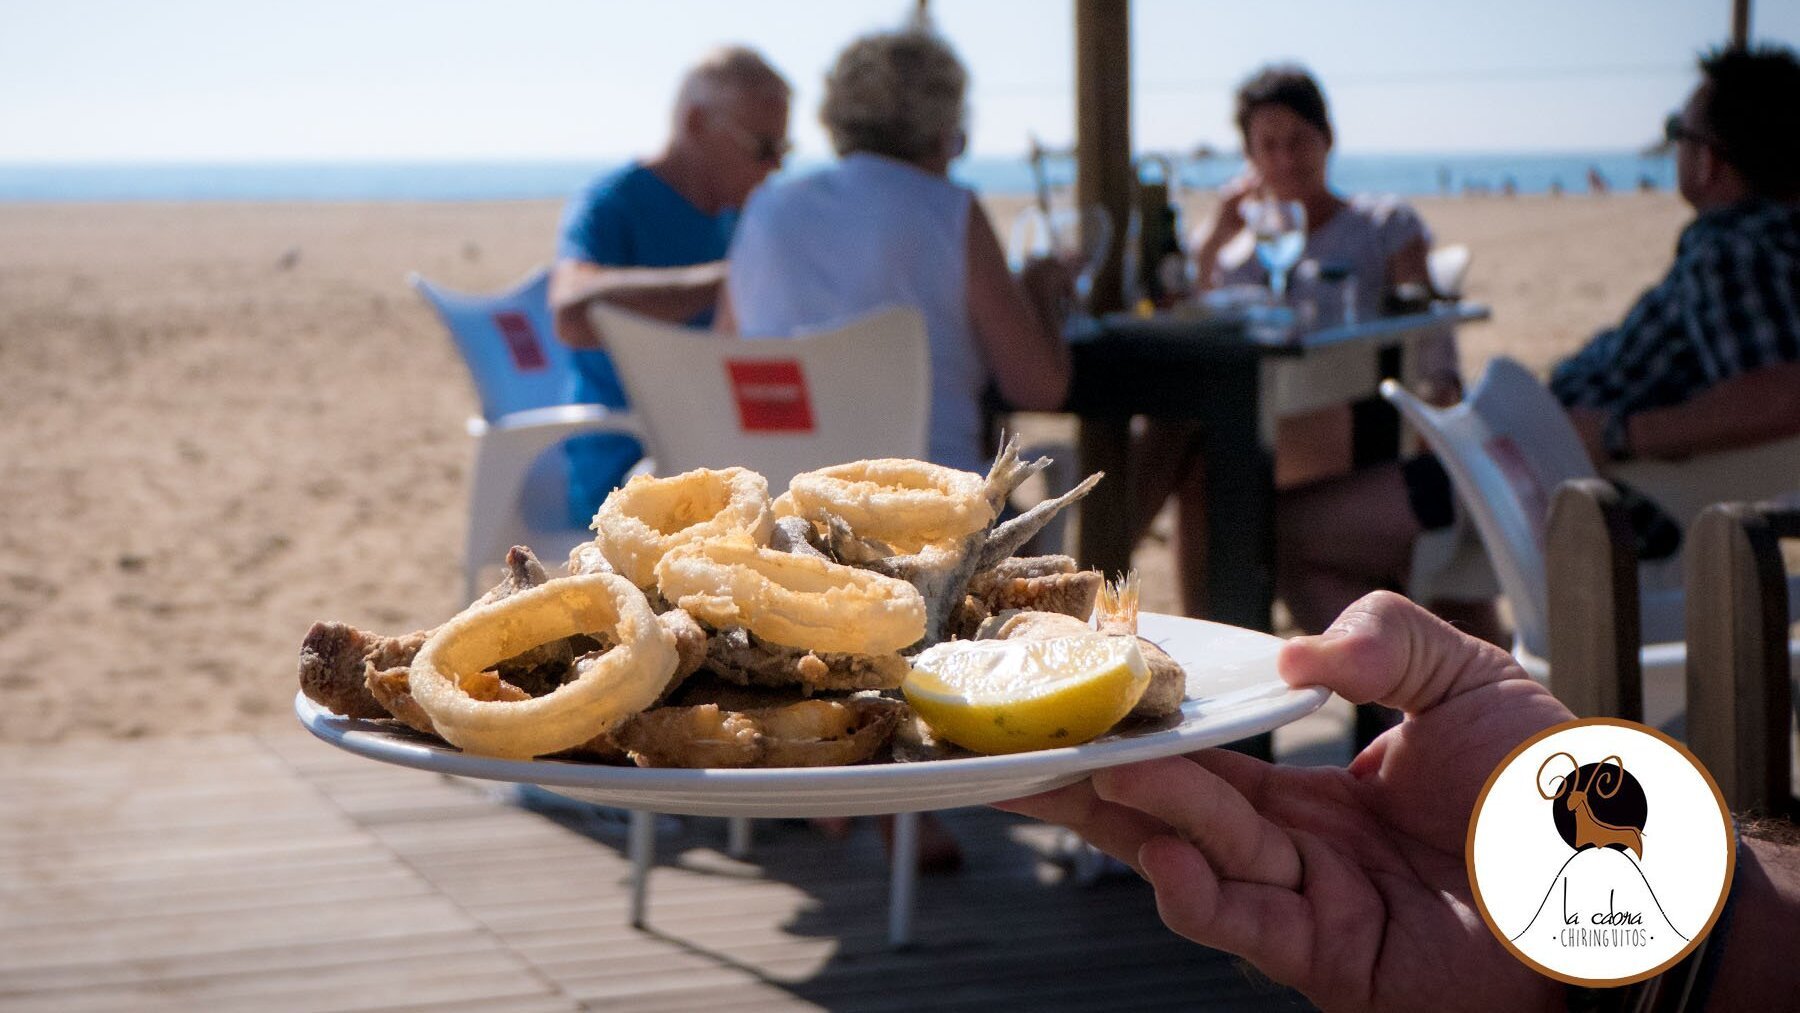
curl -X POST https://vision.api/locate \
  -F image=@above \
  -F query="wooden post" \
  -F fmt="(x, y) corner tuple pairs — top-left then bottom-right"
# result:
(1684, 503), (1792, 813)
(1074, 0), (1131, 317)
(1732, 0), (1751, 49)
(1072, 0), (1136, 577)
(1546, 479), (1643, 720)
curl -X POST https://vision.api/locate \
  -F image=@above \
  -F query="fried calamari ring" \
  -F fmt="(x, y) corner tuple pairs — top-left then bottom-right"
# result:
(594, 467), (773, 588)
(655, 534), (925, 654)
(780, 459), (994, 550)
(408, 573), (678, 759)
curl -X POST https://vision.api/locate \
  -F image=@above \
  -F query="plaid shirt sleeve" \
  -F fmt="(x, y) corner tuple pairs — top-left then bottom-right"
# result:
(1550, 204), (1800, 414)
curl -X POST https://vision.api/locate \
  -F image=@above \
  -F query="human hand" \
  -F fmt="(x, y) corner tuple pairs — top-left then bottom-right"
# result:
(1212, 171), (1264, 238)
(995, 591), (1574, 1012)
(1419, 372), (1463, 409)
(1017, 255), (1076, 315)
(1187, 172), (1263, 290)
(1564, 405), (1608, 465)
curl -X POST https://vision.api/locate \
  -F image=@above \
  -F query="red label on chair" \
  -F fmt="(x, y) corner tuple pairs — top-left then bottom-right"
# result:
(494, 311), (548, 372)
(1486, 434), (1550, 548)
(726, 359), (814, 432)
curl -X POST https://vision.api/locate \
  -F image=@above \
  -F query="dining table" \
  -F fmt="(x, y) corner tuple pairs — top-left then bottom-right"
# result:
(1062, 302), (1492, 637)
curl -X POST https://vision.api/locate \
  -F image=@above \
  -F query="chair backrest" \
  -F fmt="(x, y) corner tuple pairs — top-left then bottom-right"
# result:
(410, 267), (574, 421)
(1382, 356), (1598, 658)
(590, 304), (930, 490)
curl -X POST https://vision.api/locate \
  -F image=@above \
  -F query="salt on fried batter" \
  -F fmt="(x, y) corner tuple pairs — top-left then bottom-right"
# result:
(613, 696), (907, 768)
(704, 626), (908, 692)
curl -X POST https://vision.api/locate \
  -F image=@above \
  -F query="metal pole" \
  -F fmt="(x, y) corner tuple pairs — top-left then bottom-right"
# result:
(628, 809), (655, 928)
(887, 811), (919, 948)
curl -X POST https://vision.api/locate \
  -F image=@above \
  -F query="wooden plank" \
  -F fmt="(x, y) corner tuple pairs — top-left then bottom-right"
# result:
(1545, 478), (1642, 719)
(0, 928), (493, 994)
(0, 953), (561, 1013)
(1685, 503), (1794, 813)
(0, 893), (484, 972)
(2, 727), (1319, 1010)
(1071, 0), (1134, 578)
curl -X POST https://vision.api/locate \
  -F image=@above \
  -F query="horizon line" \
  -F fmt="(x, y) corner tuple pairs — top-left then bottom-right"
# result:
(0, 148), (1672, 168)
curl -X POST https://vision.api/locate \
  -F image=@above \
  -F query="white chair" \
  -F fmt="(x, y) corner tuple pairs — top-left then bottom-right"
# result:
(1381, 357), (1800, 728)
(590, 302), (934, 948)
(409, 267), (644, 602)
(590, 303), (929, 488)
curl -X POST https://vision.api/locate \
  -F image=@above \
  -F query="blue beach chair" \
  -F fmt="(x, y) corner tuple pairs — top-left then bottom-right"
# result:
(409, 266), (643, 600)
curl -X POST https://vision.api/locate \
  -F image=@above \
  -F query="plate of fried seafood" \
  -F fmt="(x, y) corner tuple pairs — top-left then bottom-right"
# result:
(295, 441), (1329, 817)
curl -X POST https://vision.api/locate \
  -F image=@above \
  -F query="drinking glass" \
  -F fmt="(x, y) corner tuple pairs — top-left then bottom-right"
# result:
(1244, 199), (1306, 302)
(1008, 203), (1114, 316)
(1053, 204), (1113, 315)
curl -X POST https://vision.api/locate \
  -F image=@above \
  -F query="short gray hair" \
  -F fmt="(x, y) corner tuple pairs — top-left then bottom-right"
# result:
(676, 46), (790, 114)
(820, 31), (966, 161)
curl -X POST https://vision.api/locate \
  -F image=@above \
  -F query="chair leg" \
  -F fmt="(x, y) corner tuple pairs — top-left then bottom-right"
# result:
(628, 809), (655, 929)
(887, 811), (920, 949)
(726, 817), (753, 858)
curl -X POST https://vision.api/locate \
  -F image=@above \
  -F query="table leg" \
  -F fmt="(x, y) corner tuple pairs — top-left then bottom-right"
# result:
(1351, 345), (1404, 750)
(1075, 416), (1135, 577)
(1205, 361), (1275, 761)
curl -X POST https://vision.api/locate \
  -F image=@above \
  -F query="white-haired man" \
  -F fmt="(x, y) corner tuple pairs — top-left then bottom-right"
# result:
(550, 46), (791, 525)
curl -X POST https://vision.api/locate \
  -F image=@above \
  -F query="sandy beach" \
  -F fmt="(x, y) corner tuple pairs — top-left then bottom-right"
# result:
(0, 191), (1694, 745)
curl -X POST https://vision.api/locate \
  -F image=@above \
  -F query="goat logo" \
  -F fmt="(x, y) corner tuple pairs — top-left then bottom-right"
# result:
(1466, 719), (1735, 988)
(1535, 752), (1645, 859)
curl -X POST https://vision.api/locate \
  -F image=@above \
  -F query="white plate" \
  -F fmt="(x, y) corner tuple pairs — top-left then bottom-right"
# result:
(294, 613), (1329, 818)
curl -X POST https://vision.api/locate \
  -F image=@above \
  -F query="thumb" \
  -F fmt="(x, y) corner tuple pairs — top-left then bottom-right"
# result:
(1277, 590), (1524, 715)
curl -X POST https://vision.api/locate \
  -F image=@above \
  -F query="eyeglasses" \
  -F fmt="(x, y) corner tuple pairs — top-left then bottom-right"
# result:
(713, 115), (791, 165)
(1663, 113), (1715, 149)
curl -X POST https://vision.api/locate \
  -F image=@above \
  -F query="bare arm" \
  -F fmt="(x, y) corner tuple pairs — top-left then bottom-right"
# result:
(549, 258), (726, 348)
(1570, 360), (1800, 463)
(713, 278), (738, 335)
(1705, 830), (1800, 1011)
(1386, 234), (1430, 291)
(965, 203), (1071, 411)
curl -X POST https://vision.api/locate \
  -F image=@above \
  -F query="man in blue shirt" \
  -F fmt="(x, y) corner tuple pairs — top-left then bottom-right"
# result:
(550, 46), (791, 525)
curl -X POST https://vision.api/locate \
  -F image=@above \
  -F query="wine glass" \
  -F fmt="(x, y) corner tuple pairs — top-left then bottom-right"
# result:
(1008, 203), (1114, 317)
(1050, 204), (1113, 315)
(1007, 205), (1054, 272)
(1244, 198), (1306, 302)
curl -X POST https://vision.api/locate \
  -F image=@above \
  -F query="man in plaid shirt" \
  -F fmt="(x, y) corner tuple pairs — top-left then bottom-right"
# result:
(1552, 46), (1800, 465)
(1275, 45), (1800, 640)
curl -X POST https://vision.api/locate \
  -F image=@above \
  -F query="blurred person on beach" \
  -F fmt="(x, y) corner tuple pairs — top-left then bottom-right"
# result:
(1128, 64), (1466, 625)
(721, 28), (1071, 477)
(722, 26), (1075, 872)
(548, 46), (792, 526)
(997, 590), (1800, 1011)
(1277, 44), (1800, 639)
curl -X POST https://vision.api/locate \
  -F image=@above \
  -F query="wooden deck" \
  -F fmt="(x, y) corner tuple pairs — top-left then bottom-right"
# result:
(0, 730), (1323, 1012)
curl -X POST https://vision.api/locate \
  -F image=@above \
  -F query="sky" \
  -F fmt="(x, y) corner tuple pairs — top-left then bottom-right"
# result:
(2, 0), (1796, 163)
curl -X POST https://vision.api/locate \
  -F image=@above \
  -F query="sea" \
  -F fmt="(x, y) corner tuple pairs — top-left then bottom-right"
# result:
(0, 151), (1673, 203)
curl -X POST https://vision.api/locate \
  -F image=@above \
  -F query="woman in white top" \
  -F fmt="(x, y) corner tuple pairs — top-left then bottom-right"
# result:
(720, 28), (1071, 871)
(720, 29), (1070, 474)
(1136, 64), (1462, 623)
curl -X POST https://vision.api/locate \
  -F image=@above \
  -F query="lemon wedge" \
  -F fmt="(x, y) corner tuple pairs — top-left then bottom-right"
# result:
(902, 635), (1151, 754)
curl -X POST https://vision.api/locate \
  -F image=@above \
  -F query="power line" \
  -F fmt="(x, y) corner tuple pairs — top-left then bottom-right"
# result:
(979, 62), (1690, 98)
